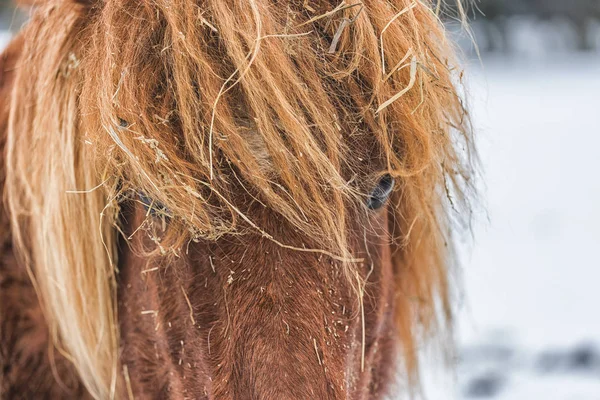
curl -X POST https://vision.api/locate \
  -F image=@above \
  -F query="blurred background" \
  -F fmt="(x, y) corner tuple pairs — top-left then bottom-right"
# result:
(2, 1), (599, 399)
(428, 1), (600, 399)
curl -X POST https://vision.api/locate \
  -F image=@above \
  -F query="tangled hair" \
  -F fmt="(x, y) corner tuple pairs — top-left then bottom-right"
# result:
(5, 0), (475, 397)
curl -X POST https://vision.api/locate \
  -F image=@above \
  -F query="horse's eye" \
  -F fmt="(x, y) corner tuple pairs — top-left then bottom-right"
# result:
(366, 174), (395, 210)
(138, 192), (171, 218)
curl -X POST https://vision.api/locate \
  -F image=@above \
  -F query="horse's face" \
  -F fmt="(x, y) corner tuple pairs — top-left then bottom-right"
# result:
(118, 173), (397, 399)
(113, 97), (400, 398)
(6, 0), (474, 398)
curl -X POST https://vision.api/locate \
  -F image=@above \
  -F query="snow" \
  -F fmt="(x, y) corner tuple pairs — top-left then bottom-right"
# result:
(460, 52), (600, 349)
(2, 26), (600, 399)
(0, 31), (10, 50)
(423, 50), (600, 400)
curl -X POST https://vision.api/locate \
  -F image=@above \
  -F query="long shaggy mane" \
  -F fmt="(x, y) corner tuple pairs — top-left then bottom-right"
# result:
(4, 0), (475, 397)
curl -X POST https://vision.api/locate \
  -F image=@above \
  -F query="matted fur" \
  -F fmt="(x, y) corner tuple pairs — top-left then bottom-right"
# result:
(3, 0), (475, 398)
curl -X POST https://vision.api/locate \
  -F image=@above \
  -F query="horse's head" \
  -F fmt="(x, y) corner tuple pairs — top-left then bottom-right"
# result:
(6, 0), (475, 398)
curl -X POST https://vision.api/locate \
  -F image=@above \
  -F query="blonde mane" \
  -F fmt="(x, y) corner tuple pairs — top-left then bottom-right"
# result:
(5, 0), (475, 397)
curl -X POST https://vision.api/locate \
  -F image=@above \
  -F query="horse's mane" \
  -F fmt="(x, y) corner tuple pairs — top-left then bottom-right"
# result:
(4, 0), (475, 397)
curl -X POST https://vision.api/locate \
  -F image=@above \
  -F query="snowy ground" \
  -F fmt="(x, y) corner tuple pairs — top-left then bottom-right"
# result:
(422, 48), (600, 399)
(0, 30), (10, 49)
(2, 22), (600, 399)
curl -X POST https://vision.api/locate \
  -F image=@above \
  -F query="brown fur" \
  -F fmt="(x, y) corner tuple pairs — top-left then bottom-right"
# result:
(1, 0), (475, 398)
(116, 198), (398, 399)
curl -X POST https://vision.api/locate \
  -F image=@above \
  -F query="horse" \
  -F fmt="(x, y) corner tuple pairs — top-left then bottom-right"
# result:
(0, 0), (475, 398)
